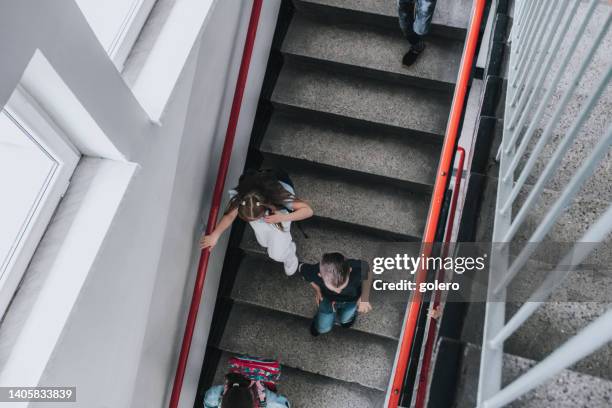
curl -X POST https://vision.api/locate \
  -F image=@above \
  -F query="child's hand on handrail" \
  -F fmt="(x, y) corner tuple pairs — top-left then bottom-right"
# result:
(200, 232), (219, 250)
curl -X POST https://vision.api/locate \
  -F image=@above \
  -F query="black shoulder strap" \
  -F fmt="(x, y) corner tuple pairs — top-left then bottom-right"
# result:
(272, 168), (294, 190)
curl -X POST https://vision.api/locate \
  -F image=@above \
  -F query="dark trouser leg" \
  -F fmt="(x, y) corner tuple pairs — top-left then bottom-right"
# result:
(336, 301), (358, 328)
(398, 0), (437, 45)
(398, 0), (421, 45)
(413, 0), (437, 38)
(399, 0), (437, 66)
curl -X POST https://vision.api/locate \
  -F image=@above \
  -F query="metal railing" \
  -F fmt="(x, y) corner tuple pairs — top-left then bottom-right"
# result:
(478, 1), (612, 407)
(413, 147), (466, 408)
(386, 0), (487, 405)
(168, 1), (263, 406)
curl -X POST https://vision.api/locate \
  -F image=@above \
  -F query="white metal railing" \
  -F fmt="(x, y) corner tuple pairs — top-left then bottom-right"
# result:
(477, 0), (612, 407)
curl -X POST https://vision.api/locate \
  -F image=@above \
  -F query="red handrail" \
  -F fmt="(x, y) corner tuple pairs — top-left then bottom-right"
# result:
(168, 1), (263, 407)
(387, 0), (486, 406)
(414, 147), (466, 408)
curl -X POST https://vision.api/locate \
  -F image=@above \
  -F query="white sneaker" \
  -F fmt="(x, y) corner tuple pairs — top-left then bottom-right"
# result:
(284, 254), (299, 276)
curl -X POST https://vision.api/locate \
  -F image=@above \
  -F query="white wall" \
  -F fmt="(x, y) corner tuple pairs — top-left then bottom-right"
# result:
(0, 0), (280, 407)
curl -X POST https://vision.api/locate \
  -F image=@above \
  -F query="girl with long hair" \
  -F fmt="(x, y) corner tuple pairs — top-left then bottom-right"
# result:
(200, 169), (313, 276)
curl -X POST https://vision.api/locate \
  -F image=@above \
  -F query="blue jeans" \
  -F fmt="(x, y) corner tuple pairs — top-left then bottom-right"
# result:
(315, 298), (357, 334)
(398, 0), (437, 43)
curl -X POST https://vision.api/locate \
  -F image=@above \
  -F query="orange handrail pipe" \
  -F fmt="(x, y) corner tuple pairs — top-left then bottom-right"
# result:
(168, 1), (263, 407)
(414, 147), (466, 408)
(387, 1), (486, 406)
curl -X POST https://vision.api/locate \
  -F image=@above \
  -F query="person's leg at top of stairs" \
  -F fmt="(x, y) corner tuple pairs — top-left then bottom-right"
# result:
(398, 0), (438, 66)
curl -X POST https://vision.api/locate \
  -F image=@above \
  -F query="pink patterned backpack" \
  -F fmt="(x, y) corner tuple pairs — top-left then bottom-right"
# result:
(228, 355), (281, 391)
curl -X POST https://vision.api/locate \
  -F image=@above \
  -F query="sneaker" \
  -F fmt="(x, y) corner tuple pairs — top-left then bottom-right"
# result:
(402, 41), (426, 67)
(284, 254), (299, 276)
(309, 320), (320, 337)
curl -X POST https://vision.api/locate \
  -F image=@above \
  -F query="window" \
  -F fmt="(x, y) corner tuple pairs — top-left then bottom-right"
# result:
(0, 87), (79, 317)
(75, 0), (157, 70)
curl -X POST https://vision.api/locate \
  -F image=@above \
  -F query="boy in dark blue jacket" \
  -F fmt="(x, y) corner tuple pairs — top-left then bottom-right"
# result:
(300, 252), (373, 336)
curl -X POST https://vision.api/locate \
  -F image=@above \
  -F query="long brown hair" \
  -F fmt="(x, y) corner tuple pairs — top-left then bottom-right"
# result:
(227, 169), (300, 230)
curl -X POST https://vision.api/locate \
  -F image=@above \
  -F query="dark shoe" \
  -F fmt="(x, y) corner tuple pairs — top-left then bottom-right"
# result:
(310, 321), (320, 337)
(340, 315), (356, 329)
(402, 41), (426, 67)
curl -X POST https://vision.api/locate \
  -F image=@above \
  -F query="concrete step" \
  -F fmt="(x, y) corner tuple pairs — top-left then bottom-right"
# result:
(212, 351), (385, 408)
(511, 188), (611, 268)
(293, 0), (471, 39)
(460, 255), (612, 339)
(272, 60), (452, 140)
(517, 91), (612, 204)
(261, 112), (441, 188)
(460, 301), (612, 383)
(454, 343), (612, 408)
(460, 259), (612, 381)
(474, 174), (610, 267)
(215, 302), (398, 391)
(505, 301), (612, 382)
(459, 258), (612, 382)
(282, 13), (463, 90)
(240, 215), (421, 264)
(230, 254), (409, 339)
(256, 162), (430, 238)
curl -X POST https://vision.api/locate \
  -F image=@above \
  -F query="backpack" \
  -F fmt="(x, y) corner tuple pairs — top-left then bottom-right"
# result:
(228, 355), (281, 392)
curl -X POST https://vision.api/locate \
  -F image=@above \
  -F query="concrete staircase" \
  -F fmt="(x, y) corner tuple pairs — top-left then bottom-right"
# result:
(198, 1), (468, 406)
